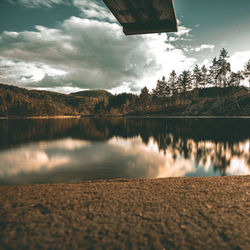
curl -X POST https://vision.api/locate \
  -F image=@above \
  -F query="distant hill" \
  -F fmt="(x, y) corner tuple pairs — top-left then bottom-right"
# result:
(70, 90), (112, 98)
(0, 83), (110, 117)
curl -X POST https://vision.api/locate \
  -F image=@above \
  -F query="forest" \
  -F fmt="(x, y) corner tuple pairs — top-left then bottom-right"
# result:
(95, 49), (250, 116)
(0, 48), (249, 117)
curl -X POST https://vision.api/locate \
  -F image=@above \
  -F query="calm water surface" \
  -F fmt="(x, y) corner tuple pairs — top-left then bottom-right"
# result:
(0, 118), (249, 185)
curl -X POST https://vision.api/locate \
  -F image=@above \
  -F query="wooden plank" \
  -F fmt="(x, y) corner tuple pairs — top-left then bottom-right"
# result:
(103, 0), (178, 35)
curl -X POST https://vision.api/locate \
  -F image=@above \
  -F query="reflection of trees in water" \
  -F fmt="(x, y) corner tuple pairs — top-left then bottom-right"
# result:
(0, 118), (81, 150)
(0, 118), (249, 175)
(146, 132), (249, 176)
(156, 137), (248, 176)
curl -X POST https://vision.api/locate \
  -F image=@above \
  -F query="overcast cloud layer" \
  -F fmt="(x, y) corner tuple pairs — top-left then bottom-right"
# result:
(1, 0), (250, 93)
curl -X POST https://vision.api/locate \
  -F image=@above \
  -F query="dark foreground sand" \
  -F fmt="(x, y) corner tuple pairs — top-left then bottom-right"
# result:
(0, 176), (249, 249)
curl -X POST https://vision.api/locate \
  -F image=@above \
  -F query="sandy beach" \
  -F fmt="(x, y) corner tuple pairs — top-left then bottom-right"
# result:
(0, 175), (249, 249)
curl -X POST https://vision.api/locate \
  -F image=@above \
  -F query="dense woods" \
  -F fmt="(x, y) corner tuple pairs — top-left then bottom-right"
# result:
(0, 49), (249, 117)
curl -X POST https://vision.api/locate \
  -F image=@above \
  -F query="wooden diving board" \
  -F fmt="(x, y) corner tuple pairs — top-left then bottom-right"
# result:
(103, 0), (178, 35)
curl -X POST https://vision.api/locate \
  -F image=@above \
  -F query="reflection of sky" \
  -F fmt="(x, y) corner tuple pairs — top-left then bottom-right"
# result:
(0, 137), (249, 185)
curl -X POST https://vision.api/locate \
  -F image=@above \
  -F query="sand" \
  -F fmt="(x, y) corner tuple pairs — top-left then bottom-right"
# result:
(0, 175), (249, 249)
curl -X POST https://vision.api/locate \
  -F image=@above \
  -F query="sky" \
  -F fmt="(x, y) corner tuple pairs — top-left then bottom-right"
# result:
(0, 0), (250, 94)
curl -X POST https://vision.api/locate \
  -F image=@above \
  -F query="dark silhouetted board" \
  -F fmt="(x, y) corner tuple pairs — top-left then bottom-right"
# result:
(103, 0), (178, 35)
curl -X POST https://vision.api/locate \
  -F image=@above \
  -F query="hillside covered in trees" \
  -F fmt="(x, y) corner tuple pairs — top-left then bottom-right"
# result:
(0, 49), (249, 117)
(0, 84), (112, 117)
(95, 49), (250, 116)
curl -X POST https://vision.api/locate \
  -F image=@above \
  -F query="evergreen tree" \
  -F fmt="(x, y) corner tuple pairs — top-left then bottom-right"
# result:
(178, 70), (192, 93)
(209, 57), (220, 87)
(229, 71), (244, 87)
(192, 64), (202, 89)
(140, 86), (151, 105)
(200, 65), (208, 88)
(217, 48), (231, 87)
(168, 70), (178, 95)
(244, 59), (250, 72)
(152, 76), (170, 98)
(243, 59), (250, 88)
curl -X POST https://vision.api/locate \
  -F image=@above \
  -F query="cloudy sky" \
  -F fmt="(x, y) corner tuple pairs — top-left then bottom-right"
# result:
(0, 0), (250, 94)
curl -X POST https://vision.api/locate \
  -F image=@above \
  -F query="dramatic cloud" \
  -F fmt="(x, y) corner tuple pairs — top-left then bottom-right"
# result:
(0, 58), (66, 85)
(0, 18), (154, 89)
(0, 15), (197, 93)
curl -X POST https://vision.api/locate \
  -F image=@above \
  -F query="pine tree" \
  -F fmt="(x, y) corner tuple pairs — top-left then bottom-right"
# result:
(200, 65), (208, 88)
(217, 48), (231, 87)
(229, 71), (244, 87)
(140, 86), (151, 105)
(243, 59), (250, 89)
(178, 70), (192, 93)
(192, 64), (202, 89)
(152, 76), (170, 98)
(209, 57), (220, 87)
(168, 70), (178, 95)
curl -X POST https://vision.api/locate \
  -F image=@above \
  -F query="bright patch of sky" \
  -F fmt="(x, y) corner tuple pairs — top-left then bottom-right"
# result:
(0, 0), (249, 93)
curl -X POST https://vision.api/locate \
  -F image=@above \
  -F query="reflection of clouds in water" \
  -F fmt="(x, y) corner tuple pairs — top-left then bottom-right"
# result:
(109, 137), (196, 178)
(0, 149), (69, 176)
(0, 138), (90, 177)
(108, 136), (166, 178)
(241, 140), (249, 153)
(0, 136), (249, 184)
(227, 158), (250, 176)
(1, 137), (164, 183)
(39, 138), (90, 150)
(157, 155), (195, 178)
(110, 137), (250, 177)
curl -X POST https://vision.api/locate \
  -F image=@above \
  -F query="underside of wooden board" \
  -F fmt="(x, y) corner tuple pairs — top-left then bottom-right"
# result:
(103, 0), (178, 35)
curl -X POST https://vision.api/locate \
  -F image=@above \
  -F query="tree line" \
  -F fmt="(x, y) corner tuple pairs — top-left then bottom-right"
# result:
(149, 48), (250, 99)
(0, 48), (249, 116)
(96, 48), (250, 115)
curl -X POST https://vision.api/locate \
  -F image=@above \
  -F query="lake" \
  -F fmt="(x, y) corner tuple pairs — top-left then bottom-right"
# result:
(0, 117), (249, 185)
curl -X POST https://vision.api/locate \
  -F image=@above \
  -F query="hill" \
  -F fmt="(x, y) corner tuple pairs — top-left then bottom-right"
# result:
(0, 83), (110, 117)
(70, 90), (112, 98)
(150, 87), (250, 116)
(93, 86), (250, 117)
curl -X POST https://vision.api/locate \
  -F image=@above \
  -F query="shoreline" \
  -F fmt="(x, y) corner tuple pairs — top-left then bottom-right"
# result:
(0, 115), (250, 119)
(0, 115), (81, 119)
(1, 175), (249, 249)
